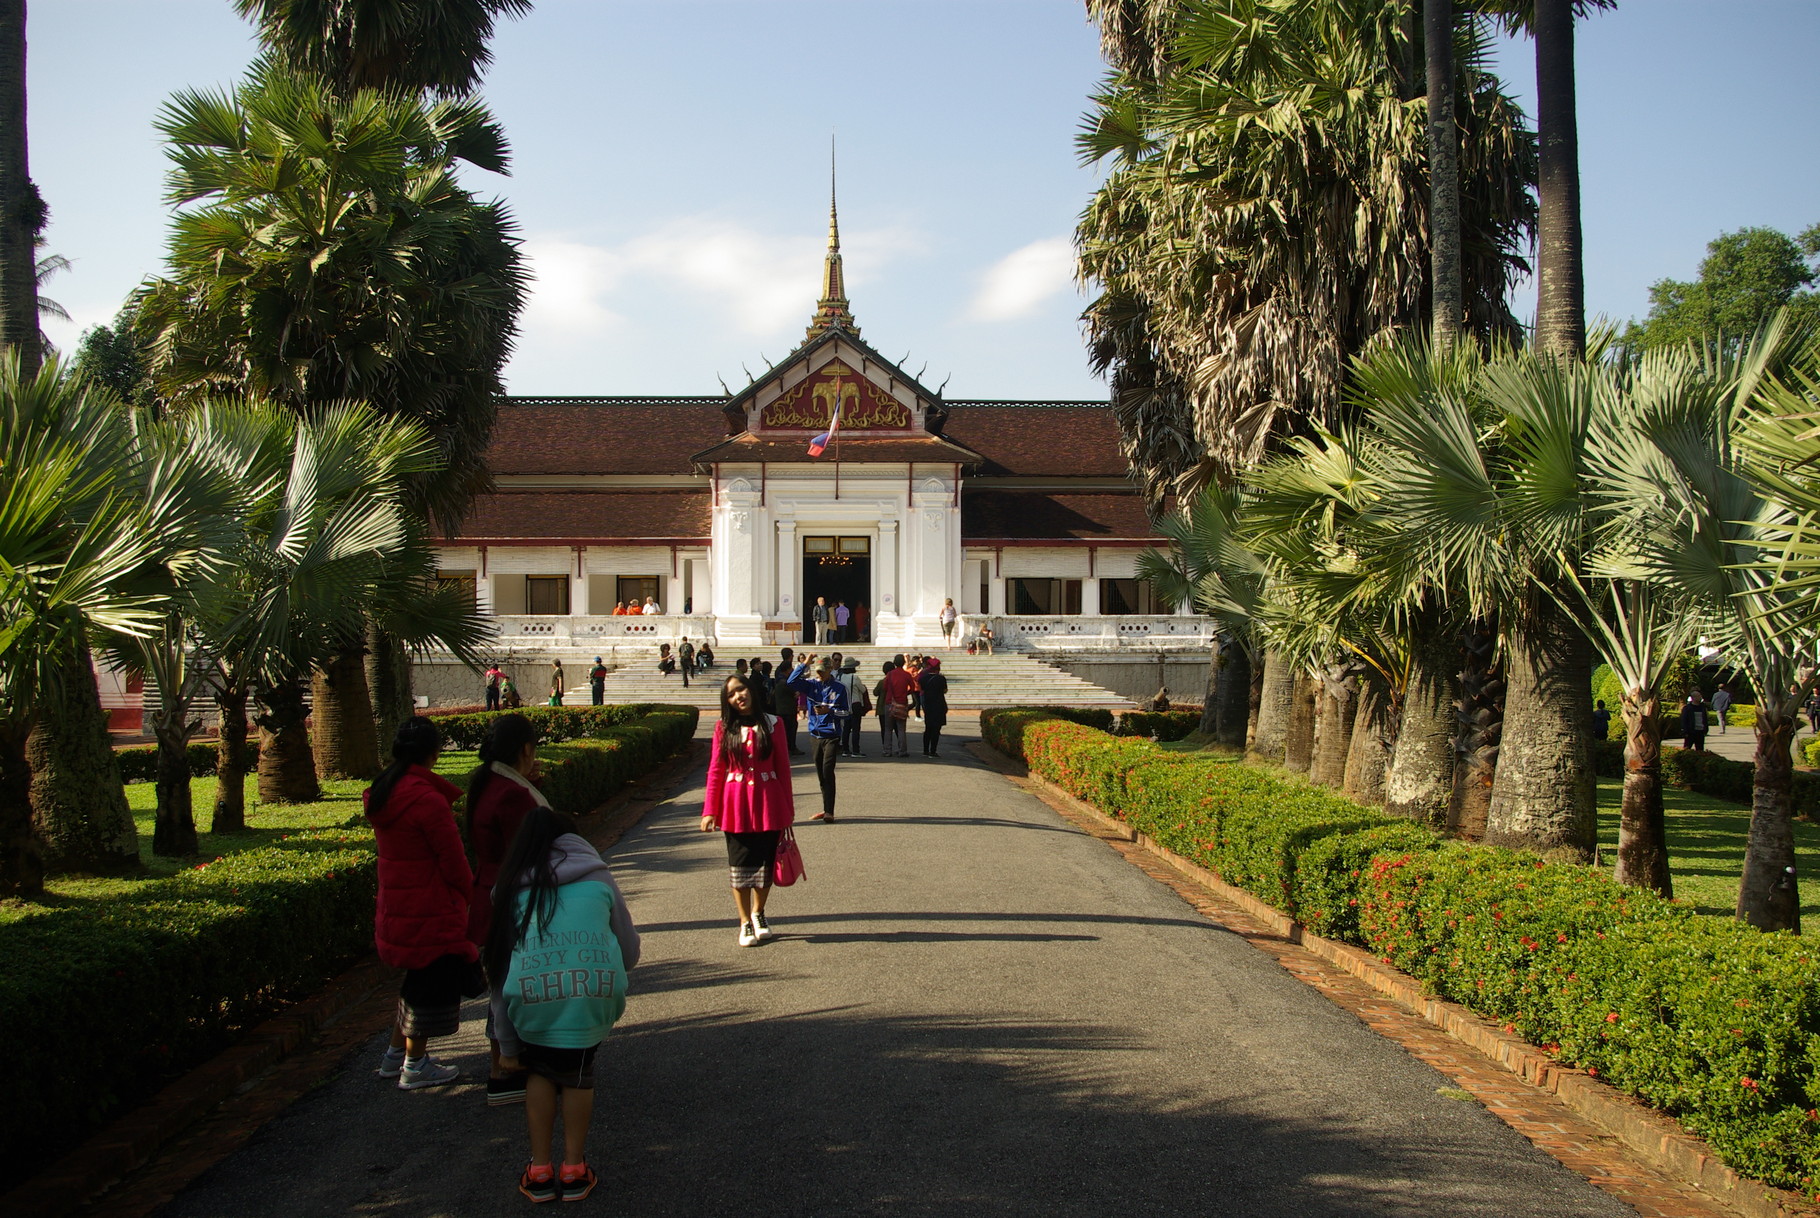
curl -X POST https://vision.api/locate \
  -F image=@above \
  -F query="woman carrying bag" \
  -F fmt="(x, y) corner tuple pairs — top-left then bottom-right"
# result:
(700, 673), (798, 947)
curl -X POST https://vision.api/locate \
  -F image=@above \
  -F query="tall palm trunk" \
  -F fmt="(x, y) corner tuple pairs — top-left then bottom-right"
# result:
(1449, 616), (1502, 840)
(313, 644), (381, 781)
(0, 0), (41, 378)
(1284, 671), (1318, 773)
(1425, 0), (1463, 351)
(1738, 701), (1801, 931)
(213, 684), (251, 832)
(151, 716), (199, 858)
(28, 649), (138, 873)
(1247, 657), (1264, 750)
(1250, 648), (1296, 763)
(1344, 676), (1396, 805)
(256, 678), (321, 804)
(1197, 637), (1221, 738)
(1533, 0), (1586, 360)
(1311, 663), (1360, 788)
(1385, 604), (1456, 824)
(1615, 689), (1671, 897)
(1216, 640), (1252, 748)
(0, 720), (41, 896)
(366, 621), (414, 753)
(1484, 590), (1595, 860)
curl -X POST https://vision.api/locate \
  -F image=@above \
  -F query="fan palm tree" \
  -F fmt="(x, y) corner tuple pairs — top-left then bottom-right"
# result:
(0, 0), (40, 380)
(234, 0), (532, 97)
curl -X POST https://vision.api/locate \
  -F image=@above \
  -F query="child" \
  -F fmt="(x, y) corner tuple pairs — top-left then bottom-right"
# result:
(487, 808), (641, 1203)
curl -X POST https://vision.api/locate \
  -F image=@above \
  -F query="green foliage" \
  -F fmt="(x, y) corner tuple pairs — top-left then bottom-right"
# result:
(1625, 225), (1820, 355)
(1731, 703), (1759, 729)
(1119, 709), (1204, 742)
(532, 709), (698, 816)
(70, 303), (154, 408)
(428, 702), (686, 750)
(1590, 664), (1626, 741)
(984, 708), (1820, 1189)
(0, 828), (377, 1173)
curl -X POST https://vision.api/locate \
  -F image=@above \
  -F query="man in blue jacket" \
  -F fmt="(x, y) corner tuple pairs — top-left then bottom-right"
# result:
(786, 655), (849, 821)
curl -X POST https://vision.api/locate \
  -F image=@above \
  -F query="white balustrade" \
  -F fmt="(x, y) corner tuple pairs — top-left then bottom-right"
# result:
(965, 615), (1215, 652)
(488, 615), (718, 644)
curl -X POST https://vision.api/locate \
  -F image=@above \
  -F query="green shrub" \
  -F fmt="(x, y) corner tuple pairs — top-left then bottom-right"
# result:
(1731, 703), (1759, 729)
(427, 702), (682, 750)
(981, 707), (1820, 1190)
(1591, 665), (1627, 741)
(533, 708), (698, 815)
(114, 740), (261, 783)
(1119, 709), (1205, 742)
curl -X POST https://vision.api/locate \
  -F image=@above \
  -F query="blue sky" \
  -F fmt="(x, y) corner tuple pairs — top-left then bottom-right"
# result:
(29, 1), (1820, 401)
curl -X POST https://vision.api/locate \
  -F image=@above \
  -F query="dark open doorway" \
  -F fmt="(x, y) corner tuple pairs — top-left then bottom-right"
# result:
(802, 535), (871, 645)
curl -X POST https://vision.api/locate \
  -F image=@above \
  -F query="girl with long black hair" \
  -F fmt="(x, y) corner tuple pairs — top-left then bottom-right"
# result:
(366, 717), (474, 1091)
(488, 807), (640, 1203)
(699, 673), (796, 946)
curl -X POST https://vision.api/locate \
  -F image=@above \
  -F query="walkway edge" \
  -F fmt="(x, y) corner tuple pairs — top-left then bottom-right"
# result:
(4, 739), (706, 1218)
(1002, 759), (1817, 1218)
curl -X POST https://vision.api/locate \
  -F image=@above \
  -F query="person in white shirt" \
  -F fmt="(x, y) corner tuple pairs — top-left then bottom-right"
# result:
(642, 597), (661, 615)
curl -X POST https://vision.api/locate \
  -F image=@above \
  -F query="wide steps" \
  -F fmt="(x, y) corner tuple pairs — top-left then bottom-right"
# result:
(565, 648), (1133, 711)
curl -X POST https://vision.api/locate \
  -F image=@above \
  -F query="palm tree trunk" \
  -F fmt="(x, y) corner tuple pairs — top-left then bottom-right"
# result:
(0, 719), (42, 897)
(27, 648), (139, 873)
(1615, 690), (1671, 897)
(1449, 616), (1502, 840)
(1285, 671), (1318, 773)
(365, 621), (414, 754)
(1343, 676), (1395, 805)
(313, 645), (381, 781)
(1738, 704), (1800, 931)
(212, 684), (251, 832)
(1217, 643), (1252, 748)
(1247, 656), (1263, 750)
(1197, 637), (1222, 738)
(1533, 0), (1586, 360)
(1311, 665), (1359, 788)
(1484, 590), (1595, 860)
(0, 0), (41, 378)
(1250, 648), (1296, 763)
(256, 678), (321, 804)
(1425, 0), (1464, 351)
(151, 716), (199, 858)
(1385, 605), (1456, 824)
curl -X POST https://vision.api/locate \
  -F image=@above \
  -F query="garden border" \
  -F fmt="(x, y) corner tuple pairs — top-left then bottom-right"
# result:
(986, 741), (1819, 1218)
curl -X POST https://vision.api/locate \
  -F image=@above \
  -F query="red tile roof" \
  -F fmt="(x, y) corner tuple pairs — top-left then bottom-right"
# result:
(454, 490), (709, 542)
(962, 491), (1162, 542)
(488, 399), (728, 475)
(940, 405), (1129, 477)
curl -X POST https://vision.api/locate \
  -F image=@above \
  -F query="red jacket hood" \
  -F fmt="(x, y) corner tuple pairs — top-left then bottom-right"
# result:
(365, 765), (464, 829)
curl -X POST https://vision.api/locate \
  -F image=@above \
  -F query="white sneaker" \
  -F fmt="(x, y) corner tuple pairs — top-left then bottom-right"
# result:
(376, 1047), (406, 1078)
(752, 911), (774, 941)
(738, 922), (757, 947)
(397, 1056), (460, 1090)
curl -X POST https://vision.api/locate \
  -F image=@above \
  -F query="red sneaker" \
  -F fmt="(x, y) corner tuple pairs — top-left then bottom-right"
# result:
(519, 1164), (557, 1204)
(559, 1162), (597, 1202)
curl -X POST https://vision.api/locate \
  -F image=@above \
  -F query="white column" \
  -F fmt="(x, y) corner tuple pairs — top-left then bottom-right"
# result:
(876, 519), (899, 619)
(1080, 574), (1100, 616)
(569, 548), (589, 616)
(776, 520), (798, 620)
(477, 572), (496, 617)
(689, 557), (710, 616)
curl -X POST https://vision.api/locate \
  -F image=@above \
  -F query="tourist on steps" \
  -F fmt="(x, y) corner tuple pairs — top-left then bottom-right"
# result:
(589, 657), (607, 706)
(787, 654), (850, 821)
(678, 637), (695, 688)
(366, 717), (476, 1091)
(700, 674), (796, 947)
(487, 806), (639, 1203)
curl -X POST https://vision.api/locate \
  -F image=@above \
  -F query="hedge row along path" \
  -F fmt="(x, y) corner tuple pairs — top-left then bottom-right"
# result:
(142, 718), (1690, 1216)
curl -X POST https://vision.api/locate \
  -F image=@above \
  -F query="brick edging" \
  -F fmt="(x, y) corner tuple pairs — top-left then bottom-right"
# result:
(1007, 763), (1817, 1218)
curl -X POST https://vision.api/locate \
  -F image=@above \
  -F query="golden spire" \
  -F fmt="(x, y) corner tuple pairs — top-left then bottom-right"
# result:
(806, 138), (858, 339)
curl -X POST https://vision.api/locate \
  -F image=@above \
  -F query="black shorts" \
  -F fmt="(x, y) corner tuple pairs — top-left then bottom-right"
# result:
(397, 953), (468, 1039)
(519, 1041), (599, 1089)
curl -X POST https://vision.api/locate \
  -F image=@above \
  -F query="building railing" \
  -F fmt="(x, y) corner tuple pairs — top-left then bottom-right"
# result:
(967, 615), (1216, 650)
(489, 615), (716, 643)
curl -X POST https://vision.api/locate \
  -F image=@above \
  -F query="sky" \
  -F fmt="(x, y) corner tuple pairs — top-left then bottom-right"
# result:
(27, 1), (1820, 402)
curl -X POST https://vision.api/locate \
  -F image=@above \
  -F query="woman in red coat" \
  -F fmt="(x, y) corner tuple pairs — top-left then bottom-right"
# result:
(699, 673), (796, 947)
(465, 712), (546, 1103)
(366, 717), (475, 1091)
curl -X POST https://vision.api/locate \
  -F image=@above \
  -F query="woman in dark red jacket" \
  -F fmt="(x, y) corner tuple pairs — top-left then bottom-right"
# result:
(367, 717), (475, 1091)
(465, 713), (546, 1104)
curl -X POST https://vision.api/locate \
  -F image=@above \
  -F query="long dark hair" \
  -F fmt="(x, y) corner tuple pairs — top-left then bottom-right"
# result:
(366, 717), (441, 818)
(483, 805), (581, 984)
(466, 713), (540, 840)
(719, 673), (770, 762)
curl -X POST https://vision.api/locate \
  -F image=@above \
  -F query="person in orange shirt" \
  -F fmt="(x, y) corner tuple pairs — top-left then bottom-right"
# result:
(611, 601), (626, 615)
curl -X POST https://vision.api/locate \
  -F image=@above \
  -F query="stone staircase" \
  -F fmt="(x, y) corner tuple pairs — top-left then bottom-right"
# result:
(563, 646), (1134, 711)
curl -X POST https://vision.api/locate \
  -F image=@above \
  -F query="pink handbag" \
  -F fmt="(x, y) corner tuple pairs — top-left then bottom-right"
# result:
(773, 828), (806, 887)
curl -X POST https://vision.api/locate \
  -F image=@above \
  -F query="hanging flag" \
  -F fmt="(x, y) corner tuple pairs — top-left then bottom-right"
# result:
(808, 386), (844, 457)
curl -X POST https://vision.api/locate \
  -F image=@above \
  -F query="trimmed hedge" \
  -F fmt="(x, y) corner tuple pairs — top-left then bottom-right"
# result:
(1119, 708), (1205, 742)
(115, 740), (260, 783)
(980, 706), (1820, 1193)
(11, 704), (697, 1177)
(428, 702), (683, 750)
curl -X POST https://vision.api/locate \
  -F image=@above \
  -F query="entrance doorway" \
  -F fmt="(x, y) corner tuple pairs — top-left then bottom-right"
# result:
(802, 535), (871, 645)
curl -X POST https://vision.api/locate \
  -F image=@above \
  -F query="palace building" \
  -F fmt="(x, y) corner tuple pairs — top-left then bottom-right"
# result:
(433, 197), (1214, 662)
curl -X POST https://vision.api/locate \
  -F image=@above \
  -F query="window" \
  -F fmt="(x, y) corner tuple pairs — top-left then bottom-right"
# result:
(1008, 578), (1083, 615)
(617, 576), (659, 608)
(435, 570), (476, 606)
(1100, 578), (1158, 615)
(803, 536), (835, 554)
(525, 575), (570, 615)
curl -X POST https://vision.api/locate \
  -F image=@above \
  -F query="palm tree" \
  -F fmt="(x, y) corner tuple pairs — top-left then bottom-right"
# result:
(1531, 0), (1585, 360)
(0, 0), (40, 380)
(1425, 0), (1464, 351)
(234, 0), (532, 97)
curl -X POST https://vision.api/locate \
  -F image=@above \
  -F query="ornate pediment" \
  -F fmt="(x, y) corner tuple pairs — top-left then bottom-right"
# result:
(737, 333), (937, 437)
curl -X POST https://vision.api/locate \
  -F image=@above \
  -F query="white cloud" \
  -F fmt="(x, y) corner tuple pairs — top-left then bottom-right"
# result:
(966, 237), (1078, 322)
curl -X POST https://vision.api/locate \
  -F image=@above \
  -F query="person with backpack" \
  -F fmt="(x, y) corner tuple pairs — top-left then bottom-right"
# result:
(366, 718), (475, 1091)
(488, 807), (640, 1203)
(786, 654), (849, 821)
(678, 637), (696, 688)
(838, 659), (868, 756)
(700, 673), (797, 946)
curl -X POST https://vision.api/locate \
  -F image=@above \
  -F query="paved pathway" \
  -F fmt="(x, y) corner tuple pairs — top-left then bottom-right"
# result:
(156, 725), (1637, 1217)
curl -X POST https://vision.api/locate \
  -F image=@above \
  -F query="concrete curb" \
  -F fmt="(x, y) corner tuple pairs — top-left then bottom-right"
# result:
(3, 740), (707, 1218)
(1004, 761), (1818, 1218)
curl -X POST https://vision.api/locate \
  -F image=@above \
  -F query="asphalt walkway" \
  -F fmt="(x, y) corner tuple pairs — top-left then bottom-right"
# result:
(155, 723), (1634, 1217)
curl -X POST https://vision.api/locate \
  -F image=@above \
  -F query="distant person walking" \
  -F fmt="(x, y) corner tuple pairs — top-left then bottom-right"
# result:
(700, 674), (797, 947)
(588, 657), (608, 706)
(548, 659), (565, 707)
(878, 659), (915, 757)
(1710, 685), (1733, 735)
(678, 637), (696, 688)
(939, 598), (958, 648)
(775, 647), (803, 755)
(838, 659), (868, 756)
(834, 600), (851, 643)
(486, 806), (639, 1203)
(787, 654), (849, 821)
(366, 718), (475, 1091)
(1681, 691), (1711, 751)
(812, 596), (832, 646)
(855, 602), (869, 643)
(917, 656), (950, 757)
(1591, 700), (1611, 741)
(484, 661), (503, 712)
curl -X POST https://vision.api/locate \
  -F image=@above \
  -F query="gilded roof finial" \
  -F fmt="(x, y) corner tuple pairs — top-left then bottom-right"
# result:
(807, 134), (858, 340)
